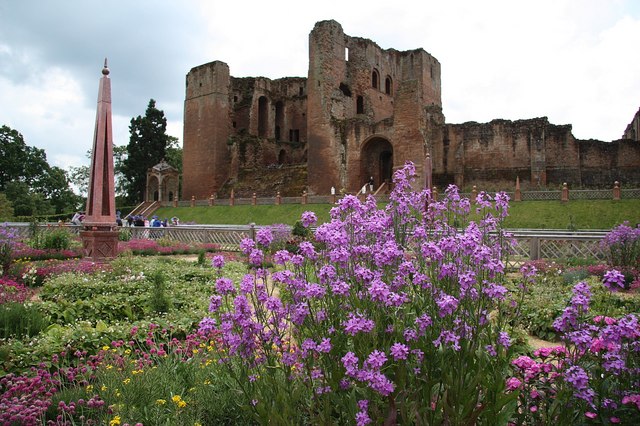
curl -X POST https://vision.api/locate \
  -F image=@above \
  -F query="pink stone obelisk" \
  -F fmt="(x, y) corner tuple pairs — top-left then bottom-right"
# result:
(80, 59), (119, 261)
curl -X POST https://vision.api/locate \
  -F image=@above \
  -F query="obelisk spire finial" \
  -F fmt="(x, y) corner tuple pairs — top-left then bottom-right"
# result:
(102, 58), (110, 76)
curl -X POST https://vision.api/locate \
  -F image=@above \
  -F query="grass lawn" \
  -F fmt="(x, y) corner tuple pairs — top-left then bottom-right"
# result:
(153, 199), (640, 229)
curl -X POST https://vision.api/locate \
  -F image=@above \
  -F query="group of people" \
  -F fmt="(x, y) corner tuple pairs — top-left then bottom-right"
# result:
(123, 215), (180, 227)
(70, 211), (180, 228)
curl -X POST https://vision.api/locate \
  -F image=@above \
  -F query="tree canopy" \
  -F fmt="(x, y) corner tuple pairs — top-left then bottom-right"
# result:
(121, 99), (177, 204)
(0, 125), (81, 218)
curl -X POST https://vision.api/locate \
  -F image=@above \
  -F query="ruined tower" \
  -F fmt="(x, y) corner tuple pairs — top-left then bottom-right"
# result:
(182, 61), (231, 200)
(307, 20), (443, 194)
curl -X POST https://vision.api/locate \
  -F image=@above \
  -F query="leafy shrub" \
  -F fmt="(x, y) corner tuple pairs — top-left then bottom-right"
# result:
(41, 228), (73, 250)
(561, 268), (589, 285)
(0, 302), (49, 339)
(148, 270), (172, 314)
(118, 227), (132, 241)
(601, 221), (640, 268)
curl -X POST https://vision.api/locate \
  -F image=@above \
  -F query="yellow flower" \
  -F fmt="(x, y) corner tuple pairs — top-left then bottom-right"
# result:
(106, 365), (113, 370)
(156, 399), (166, 405)
(86, 385), (94, 392)
(109, 415), (121, 426)
(101, 385), (108, 391)
(124, 349), (131, 355)
(123, 378), (131, 385)
(203, 379), (211, 385)
(172, 395), (182, 403)
(178, 400), (187, 408)
(102, 345), (110, 351)
(192, 348), (199, 354)
(195, 423), (202, 426)
(132, 369), (144, 375)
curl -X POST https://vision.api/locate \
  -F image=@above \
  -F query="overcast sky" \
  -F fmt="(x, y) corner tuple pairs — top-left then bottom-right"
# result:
(1, 0), (639, 171)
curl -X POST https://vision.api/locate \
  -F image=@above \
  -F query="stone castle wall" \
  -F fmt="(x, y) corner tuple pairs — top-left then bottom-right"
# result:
(181, 20), (640, 200)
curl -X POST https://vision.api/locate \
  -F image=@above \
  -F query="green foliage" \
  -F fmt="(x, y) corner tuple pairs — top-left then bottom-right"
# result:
(561, 268), (590, 285)
(41, 228), (73, 250)
(0, 302), (49, 339)
(291, 220), (310, 238)
(0, 125), (81, 215)
(148, 270), (172, 313)
(0, 193), (14, 220)
(119, 227), (132, 241)
(506, 269), (640, 341)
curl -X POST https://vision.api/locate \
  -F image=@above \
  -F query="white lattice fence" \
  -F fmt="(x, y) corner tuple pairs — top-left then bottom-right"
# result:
(539, 238), (606, 261)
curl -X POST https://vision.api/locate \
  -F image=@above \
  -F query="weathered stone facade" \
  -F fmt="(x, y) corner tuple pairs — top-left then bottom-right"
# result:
(182, 20), (640, 199)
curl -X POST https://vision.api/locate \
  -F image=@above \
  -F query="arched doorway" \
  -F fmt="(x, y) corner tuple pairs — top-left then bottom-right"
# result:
(360, 137), (393, 191)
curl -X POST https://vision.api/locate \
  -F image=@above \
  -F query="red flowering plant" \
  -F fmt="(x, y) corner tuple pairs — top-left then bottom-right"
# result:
(199, 162), (524, 424)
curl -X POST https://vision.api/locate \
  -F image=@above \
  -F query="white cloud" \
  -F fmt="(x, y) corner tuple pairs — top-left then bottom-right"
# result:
(0, 0), (638, 175)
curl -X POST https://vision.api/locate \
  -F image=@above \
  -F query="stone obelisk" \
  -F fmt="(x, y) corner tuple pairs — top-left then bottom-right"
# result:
(80, 59), (119, 261)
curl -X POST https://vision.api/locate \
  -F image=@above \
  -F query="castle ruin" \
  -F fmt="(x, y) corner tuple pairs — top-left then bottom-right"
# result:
(182, 20), (640, 200)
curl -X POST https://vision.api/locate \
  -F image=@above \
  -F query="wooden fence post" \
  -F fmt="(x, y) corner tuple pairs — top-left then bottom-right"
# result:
(190, 196), (195, 207)
(252, 192), (257, 206)
(276, 191), (281, 205)
(471, 185), (477, 204)
(613, 181), (621, 200)
(302, 191), (307, 205)
(230, 189), (235, 207)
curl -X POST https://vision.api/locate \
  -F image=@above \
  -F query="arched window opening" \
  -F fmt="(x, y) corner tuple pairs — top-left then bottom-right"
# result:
(275, 101), (284, 141)
(278, 149), (287, 165)
(258, 96), (268, 137)
(372, 69), (379, 89)
(153, 190), (159, 201)
(168, 191), (174, 201)
(385, 76), (392, 95)
(356, 96), (364, 114)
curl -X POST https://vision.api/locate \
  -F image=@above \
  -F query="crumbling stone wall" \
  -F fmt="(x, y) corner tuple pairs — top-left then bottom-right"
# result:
(181, 20), (640, 200)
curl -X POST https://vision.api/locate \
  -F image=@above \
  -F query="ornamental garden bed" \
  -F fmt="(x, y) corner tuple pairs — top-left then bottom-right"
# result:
(1, 163), (639, 425)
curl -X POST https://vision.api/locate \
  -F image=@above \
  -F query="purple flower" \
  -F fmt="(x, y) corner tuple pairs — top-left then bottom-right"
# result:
(239, 238), (255, 254)
(343, 313), (375, 335)
(436, 293), (459, 317)
(215, 277), (235, 295)
(497, 331), (511, 349)
(255, 228), (273, 247)
(365, 350), (388, 369)
(209, 295), (222, 312)
(211, 255), (225, 269)
(301, 211), (317, 228)
(198, 317), (217, 334)
(603, 269), (625, 291)
(390, 343), (410, 360)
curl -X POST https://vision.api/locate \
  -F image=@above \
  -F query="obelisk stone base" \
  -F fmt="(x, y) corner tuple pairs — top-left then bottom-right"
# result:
(81, 229), (119, 262)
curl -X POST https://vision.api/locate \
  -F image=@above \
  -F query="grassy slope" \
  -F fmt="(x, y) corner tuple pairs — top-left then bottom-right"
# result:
(153, 199), (640, 229)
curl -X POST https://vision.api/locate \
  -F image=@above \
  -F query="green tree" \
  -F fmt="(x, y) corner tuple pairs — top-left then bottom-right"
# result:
(0, 125), (49, 191)
(0, 125), (80, 216)
(0, 193), (14, 221)
(121, 99), (171, 204)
